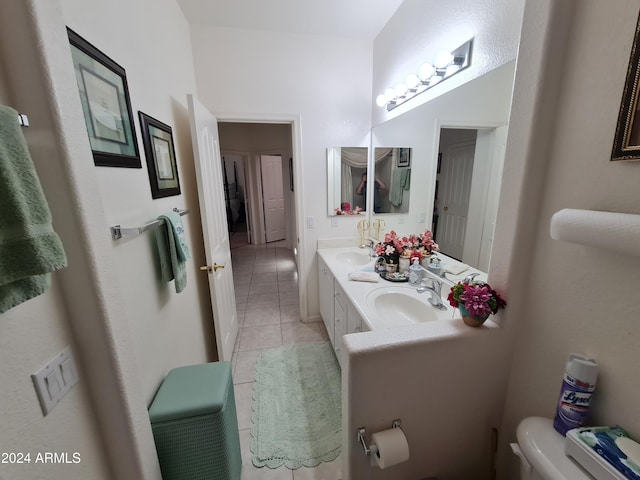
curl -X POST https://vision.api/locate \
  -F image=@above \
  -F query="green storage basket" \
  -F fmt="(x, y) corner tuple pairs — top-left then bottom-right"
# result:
(149, 362), (241, 480)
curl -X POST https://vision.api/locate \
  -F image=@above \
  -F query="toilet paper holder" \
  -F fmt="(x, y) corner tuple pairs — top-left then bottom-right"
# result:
(357, 419), (401, 456)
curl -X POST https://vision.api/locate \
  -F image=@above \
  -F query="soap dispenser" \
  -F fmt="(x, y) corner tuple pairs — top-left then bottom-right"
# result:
(409, 258), (423, 286)
(427, 255), (443, 276)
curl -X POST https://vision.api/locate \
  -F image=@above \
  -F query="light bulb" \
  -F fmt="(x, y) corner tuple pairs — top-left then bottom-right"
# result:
(395, 82), (408, 97)
(406, 73), (420, 89)
(434, 50), (454, 69)
(376, 94), (387, 107)
(384, 88), (396, 102)
(418, 63), (435, 81)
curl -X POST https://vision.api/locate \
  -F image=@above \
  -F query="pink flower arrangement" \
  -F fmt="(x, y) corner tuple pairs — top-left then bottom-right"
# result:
(374, 230), (439, 259)
(447, 280), (507, 319)
(334, 205), (363, 215)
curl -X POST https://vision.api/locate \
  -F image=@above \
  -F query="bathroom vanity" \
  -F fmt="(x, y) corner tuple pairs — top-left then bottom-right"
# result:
(317, 242), (489, 364)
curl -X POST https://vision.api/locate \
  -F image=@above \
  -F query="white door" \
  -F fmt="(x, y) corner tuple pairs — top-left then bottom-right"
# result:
(437, 141), (475, 260)
(187, 94), (238, 361)
(260, 155), (286, 243)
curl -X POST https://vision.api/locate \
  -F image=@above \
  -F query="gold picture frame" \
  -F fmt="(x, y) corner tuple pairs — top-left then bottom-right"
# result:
(612, 11), (640, 161)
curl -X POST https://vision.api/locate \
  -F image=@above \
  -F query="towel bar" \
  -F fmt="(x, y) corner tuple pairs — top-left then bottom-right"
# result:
(110, 208), (189, 240)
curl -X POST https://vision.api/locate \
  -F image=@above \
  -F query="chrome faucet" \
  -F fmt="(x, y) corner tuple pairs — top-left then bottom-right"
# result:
(359, 239), (378, 257)
(463, 272), (480, 284)
(416, 278), (447, 310)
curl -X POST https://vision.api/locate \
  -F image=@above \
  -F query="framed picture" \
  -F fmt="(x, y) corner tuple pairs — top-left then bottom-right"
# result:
(398, 147), (411, 167)
(67, 28), (140, 168)
(138, 112), (181, 198)
(612, 12), (640, 161)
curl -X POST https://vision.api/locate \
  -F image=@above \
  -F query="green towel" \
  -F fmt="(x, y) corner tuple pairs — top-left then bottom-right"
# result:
(0, 105), (67, 313)
(401, 168), (411, 190)
(155, 213), (190, 293)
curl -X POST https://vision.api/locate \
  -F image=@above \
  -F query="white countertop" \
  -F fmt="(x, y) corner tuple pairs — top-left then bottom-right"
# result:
(317, 245), (492, 332)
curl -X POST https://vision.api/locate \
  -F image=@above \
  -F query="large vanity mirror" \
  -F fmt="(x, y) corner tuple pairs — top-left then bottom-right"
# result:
(371, 61), (516, 271)
(327, 147), (368, 216)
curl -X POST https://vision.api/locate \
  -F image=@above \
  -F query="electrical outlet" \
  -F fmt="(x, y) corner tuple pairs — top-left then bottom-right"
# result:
(419, 212), (427, 223)
(399, 216), (405, 224)
(306, 216), (315, 228)
(331, 217), (338, 227)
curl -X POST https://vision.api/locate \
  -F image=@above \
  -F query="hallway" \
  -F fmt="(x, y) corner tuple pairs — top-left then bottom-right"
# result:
(230, 243), (342, 480)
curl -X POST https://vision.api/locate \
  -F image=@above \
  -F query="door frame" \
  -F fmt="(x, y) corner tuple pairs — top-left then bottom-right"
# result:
(214, 112), (306, 320)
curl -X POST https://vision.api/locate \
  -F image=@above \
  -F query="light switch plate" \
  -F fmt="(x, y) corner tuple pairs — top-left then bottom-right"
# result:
(31, 346), (78, 416)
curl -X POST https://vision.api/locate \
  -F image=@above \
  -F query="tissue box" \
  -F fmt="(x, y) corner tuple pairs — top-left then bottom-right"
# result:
(566, 426), (640, 480)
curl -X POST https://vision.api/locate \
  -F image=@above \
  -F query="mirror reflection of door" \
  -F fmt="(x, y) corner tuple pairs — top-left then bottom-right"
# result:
(434, 127), (505, 270)
(435, 131), (477, 261)
(260, 154), (286, 243)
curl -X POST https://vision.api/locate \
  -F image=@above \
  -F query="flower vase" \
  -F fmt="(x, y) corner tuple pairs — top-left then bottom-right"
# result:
(384, 254), (399, 274)
(459, 305), (490, 327)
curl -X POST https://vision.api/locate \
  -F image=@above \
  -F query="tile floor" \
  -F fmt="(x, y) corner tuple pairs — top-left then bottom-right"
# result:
(230, 241), (343, 480)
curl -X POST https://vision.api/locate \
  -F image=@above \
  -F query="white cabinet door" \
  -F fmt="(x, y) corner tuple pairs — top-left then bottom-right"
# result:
(334, 283), (348, 365)
(318, 256), (335, 345)
(346, 302), (363, 334)
(334, 296), (346, 365)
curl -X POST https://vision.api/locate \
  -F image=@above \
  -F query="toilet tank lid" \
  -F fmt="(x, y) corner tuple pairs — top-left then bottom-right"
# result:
(516, 417), (593, 480)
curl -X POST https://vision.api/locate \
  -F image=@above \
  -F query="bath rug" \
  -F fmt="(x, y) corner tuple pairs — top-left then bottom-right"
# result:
(251, 341), (341, 469)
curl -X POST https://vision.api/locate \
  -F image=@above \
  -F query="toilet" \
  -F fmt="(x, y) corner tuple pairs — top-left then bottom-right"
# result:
(511, 417), (593, 480)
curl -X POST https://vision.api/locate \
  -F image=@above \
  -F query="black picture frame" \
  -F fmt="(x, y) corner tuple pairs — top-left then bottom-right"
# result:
(67, 28), (140, 168)
(612, 12), (640, 161)
(138, 112), (181, 199)
(398, 147), (411, 167)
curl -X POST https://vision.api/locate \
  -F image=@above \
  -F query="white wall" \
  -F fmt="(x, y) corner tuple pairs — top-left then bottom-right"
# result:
(190, 26), (374, 319)
(371, 0), (525, 126)
(497, 0), (640, 477)
(60, 0), (216, 406)
(0, 0), (214, 478)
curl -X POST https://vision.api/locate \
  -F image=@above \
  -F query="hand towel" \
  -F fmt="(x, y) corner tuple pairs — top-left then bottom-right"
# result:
(442, 262), (469, 276)
(156, 212), (190, 293)
(0, 105), (67, 313)
(162, 211), (191, 261)
(348, 272), (380, 283)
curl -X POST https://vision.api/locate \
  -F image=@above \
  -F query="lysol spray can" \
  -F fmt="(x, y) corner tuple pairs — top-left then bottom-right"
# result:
(553, 354), (598, 436)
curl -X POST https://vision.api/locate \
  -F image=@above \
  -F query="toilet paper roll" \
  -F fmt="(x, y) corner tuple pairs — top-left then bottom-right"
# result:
(371, 428), (410, 469)
(550, 209), (640, 258)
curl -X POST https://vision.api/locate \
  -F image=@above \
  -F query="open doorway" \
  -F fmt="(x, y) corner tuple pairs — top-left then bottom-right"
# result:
(218, 122), (295, 249)
(434, 126), (507, 271)
(222, 153), (250, 249)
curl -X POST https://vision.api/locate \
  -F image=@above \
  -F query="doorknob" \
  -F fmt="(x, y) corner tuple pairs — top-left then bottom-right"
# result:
(199, 264), (225, 273)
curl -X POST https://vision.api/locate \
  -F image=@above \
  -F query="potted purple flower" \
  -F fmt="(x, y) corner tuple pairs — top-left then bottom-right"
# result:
(447, 280), (507, 327)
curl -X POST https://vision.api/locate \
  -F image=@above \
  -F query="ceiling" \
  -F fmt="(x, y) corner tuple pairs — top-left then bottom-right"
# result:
(176, 0), (404, 40)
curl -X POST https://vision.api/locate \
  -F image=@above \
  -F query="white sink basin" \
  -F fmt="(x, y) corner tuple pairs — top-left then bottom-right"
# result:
(366, 286), (454, 329)
(335, 251), (371, 266)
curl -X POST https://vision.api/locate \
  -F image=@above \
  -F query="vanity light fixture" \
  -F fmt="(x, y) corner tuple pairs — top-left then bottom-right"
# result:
(376, 38), (473, 111)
